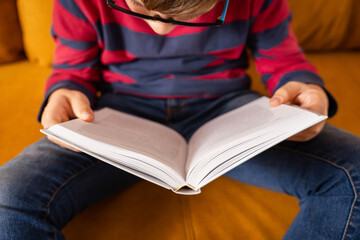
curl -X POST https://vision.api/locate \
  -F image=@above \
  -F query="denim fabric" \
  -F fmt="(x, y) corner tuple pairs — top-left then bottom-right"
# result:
(1, 90), (359, 239)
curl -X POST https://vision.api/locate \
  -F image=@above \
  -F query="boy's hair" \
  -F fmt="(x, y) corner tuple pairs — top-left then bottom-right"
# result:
(141, 0), (219, 16)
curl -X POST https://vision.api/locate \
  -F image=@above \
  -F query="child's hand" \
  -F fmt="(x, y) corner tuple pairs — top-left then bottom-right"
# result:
(41, 89), (94, 151)
(269, 81), (329, 142)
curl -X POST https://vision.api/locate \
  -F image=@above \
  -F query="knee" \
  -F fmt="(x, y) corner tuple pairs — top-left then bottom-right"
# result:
(0, 161), (48, 219)
(0, 138), (66, 214)
(0, 164), (63, 239)
(301, 162), (356, 199)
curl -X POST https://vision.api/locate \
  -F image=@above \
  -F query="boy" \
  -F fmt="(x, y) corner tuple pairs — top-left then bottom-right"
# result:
(1, 0), (359, 239)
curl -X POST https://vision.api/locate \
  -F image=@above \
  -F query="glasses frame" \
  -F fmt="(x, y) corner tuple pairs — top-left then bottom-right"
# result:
(106, 0), (229, 27)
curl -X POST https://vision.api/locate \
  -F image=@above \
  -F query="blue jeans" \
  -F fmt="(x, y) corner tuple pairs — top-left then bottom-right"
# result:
(1, 90), (360, 239)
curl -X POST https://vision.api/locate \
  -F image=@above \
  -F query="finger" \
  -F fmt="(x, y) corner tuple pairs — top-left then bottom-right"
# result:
(65, 91), (94, 122)
(41, 98), (71, 129)
(269, 82), (305, 107)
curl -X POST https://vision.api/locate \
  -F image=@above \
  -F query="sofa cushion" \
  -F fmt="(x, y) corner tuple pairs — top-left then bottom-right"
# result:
(289, 0), (360, 51)
(2, 52), (359, 240)
(17, 0), (54, 67)
(62, 179), (299, 240)
(0, 0), (24, 64)
(0, 61), (50, 163)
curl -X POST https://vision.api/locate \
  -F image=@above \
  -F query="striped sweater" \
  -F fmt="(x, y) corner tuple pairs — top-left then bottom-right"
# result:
(42, 0), (329, 112)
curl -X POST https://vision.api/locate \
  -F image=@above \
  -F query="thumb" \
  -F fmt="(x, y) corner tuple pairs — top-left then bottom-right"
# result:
(67, 91), (94, 121)
(269, 82), (303, 107)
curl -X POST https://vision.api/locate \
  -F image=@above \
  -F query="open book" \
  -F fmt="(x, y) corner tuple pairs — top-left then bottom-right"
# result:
(41, 97), (327, 195)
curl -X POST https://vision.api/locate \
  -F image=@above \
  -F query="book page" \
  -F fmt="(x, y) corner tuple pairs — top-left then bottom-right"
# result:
(42, 128), (176, 190)
(52, 108), (188, 179)
(186, 97), (276, 174)
(186, 97), (327, 179)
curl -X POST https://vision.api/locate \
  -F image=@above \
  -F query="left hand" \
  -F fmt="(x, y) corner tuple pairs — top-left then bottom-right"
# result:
(269, 81), (329, 142)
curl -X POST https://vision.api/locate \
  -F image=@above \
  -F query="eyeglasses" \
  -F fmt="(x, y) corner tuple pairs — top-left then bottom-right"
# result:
(106, 0), (229, 27)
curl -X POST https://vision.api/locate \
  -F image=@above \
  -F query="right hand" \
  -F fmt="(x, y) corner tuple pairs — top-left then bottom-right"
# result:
(41, 89), (94, 151)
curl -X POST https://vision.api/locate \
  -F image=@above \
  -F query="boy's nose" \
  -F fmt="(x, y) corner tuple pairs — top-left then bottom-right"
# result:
(144, 11), (176, 35)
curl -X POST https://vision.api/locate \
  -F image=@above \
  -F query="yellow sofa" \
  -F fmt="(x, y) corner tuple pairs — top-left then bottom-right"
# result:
(0, 0), (359, 239)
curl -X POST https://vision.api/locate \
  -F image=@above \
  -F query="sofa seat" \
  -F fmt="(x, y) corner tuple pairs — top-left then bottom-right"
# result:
(62, 179), (298, 240)
(1, 51), (359, 239)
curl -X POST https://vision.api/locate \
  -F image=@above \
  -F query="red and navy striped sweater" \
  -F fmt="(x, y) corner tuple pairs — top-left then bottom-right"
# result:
(43, 0), (329, 110)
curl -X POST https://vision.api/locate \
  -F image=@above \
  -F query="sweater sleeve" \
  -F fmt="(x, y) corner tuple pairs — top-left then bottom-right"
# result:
(247, 0), (337, 116)
(38, 0), (101, 121)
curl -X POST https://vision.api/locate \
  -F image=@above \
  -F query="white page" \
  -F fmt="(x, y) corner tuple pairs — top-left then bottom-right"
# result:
(197, 136), (283, 189)
(186, 97), (327, 179)
(186, 97), (277, 174)
(45, 108), (188, 180)
(188, 131), (276, 185)
(190, 113), (318, 187)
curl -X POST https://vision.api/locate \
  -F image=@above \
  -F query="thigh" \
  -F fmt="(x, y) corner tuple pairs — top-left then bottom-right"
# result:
(225, 124), (360, 199)
(0, 137), (139, 232)
(226, 125), (360, 239)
